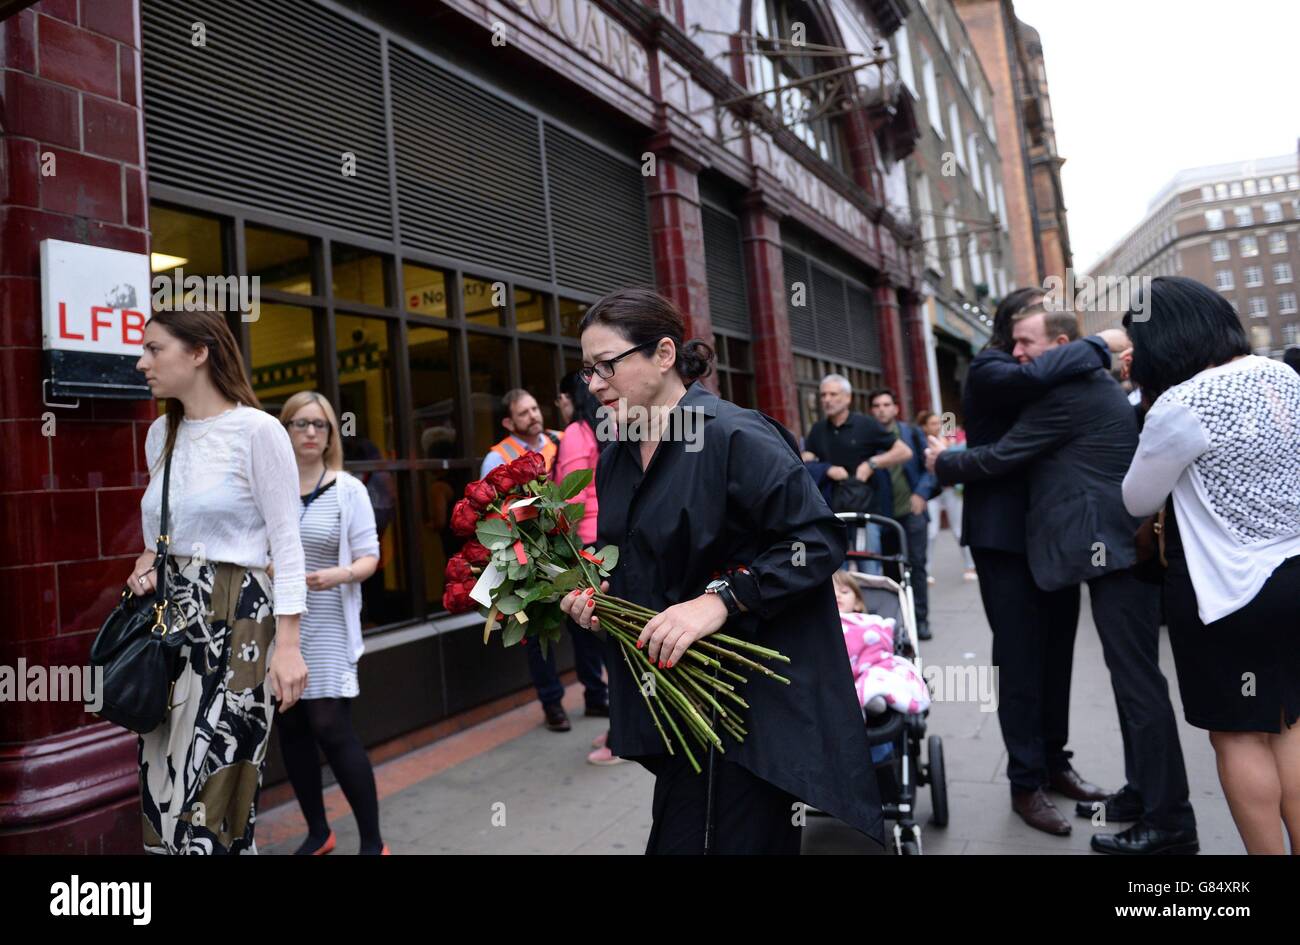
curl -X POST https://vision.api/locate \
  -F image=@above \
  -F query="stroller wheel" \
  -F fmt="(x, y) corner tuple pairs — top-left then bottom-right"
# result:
(928, 735), (949, 827)
(900, 839), (921, 855)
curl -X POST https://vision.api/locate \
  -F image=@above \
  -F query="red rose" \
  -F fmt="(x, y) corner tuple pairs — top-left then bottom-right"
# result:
(441, 581), (475, 614)
(485, 465), (516, 495)
(450, 498), (480, 537)
(509, 452), (546, 485)
(460, 538), (491, 566)
(464, 478), (497, 510)
(445, 555), (475, 584)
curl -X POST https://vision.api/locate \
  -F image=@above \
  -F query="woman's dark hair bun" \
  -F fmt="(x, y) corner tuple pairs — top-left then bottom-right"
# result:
(678, 339), (715, 382)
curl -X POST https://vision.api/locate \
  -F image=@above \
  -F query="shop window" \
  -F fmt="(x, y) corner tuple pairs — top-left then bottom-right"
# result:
(409, 324), (463, 459)
(520, 340), (561, 431)
(246, 225), (314, 295)
(515, 286), (550, 333)
(149, 205), (227, 308)
(336, 314), (398, 457)
(464, 275), (506, 327)
(421, 467), (476, 614)
(403, 263), (450, 317)
(356, 469), (411, 627)
(332, 245), (389, 306)
(249, 303), (317, 414)
(467, 332), (513, 456)
(559, 298), (589, 338)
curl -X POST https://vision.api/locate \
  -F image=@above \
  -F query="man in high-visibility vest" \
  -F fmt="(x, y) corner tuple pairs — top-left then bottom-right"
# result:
(480, 388), (564, 479)
(479, 389), (605, 734)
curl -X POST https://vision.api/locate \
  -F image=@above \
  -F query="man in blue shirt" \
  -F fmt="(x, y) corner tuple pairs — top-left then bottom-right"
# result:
(868, 388), (939, 639)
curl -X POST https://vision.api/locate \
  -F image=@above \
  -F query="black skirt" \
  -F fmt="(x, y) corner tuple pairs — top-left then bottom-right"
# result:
(1163, 503), (1300, 733)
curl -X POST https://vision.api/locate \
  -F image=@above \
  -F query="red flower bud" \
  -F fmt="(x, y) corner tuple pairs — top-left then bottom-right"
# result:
(464, 478), (497, 510)
(441, 581), (475, 614)
(485, 465), (516, 495)
(445, 555), (475, 584)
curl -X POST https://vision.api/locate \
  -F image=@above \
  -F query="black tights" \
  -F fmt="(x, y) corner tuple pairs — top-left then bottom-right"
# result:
(278, 697), (383, 854)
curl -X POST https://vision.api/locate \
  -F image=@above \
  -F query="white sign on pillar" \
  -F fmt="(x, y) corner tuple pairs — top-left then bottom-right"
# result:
(40, 239), (152, 399)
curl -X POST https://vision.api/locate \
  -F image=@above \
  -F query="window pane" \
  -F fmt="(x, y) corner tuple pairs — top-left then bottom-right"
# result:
(409, 324), (463, 459)
(467, 332), (512, 457)
(464, 276), (505, 327)
(731, 372), (755, 409)
(713, 334), (730, 367)
(149, 206), (225, 295)
(515, 286), (549, 333)
(403, 263), (450, 317)
(249, 303), (317, 414)
(332, 245), (389, 306)
(520, 340), (560, 431)
(336, 314), (398, 457)
(356, 469), (411, 627)
(730, 337), (752, 371)
(421, 468), (475, 614)
(559, 298), (589, 338)
(246, 225), (314, 295)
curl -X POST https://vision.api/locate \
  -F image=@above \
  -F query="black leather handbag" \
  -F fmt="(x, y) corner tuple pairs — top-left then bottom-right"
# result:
(88, 448), (188, 733)
(831, 477), (876, 515)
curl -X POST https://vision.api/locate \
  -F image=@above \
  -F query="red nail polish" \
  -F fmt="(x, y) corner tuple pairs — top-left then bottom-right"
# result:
(636, 641), (642, 649)
(667, 661), (673, 669)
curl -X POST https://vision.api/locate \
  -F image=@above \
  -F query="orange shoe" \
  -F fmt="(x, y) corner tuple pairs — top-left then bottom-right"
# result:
(381, 844), (391, 855)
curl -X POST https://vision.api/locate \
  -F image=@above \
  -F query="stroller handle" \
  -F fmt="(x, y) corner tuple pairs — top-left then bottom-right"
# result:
(834, 512), (909, 564)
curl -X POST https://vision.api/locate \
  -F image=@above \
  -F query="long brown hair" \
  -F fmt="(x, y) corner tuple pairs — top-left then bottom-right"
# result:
(150, 309), (260, 466)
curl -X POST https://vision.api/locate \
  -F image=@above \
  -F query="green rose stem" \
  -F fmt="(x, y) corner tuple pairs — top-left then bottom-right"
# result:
(712, 632), (791, 663)
(695, 639), (792, 685)
(618, 640), (675, 759)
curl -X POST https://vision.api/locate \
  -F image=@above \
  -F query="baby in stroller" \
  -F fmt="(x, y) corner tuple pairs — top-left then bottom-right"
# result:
(832, 571), (931, 719)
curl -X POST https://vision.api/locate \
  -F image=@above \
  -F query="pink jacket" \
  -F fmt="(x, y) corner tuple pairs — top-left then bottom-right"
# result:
(555, 420), (600, 545)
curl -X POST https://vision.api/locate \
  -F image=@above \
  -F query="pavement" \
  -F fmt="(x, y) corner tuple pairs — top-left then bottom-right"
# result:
(258, 529), (1243, 855)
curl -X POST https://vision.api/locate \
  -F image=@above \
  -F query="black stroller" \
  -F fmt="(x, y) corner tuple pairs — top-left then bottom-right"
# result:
(834, 512), (949, 855)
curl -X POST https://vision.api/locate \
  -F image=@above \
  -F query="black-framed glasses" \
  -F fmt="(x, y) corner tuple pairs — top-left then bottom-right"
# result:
(580, 341), (656, 383)
(286, 418), (329, 432)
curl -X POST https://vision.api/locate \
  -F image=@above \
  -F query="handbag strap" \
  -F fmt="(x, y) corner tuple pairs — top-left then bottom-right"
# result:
(152, 445), (173, 606)
(1155, 504), (1168, 568)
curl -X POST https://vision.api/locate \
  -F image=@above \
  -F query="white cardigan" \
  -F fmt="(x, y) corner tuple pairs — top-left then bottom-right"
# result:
(317, 471), (381, 663)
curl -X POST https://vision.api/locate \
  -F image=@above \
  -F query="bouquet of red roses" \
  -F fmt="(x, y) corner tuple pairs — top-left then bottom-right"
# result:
(442, 453), (790, 773)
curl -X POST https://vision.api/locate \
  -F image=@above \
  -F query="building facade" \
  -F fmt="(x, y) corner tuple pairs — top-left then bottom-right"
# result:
(892, 0), (1011, 420)
(0, 0), (926, 851)
(954, 0), (1070, 290)
(1084, 155), (1300, 353)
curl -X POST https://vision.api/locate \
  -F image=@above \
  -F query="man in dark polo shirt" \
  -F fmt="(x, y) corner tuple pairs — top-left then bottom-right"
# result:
(801, 373), (913, 574)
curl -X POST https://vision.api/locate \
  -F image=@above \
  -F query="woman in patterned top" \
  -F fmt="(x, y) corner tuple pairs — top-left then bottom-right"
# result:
(1122, 277), (1300, 855)
(277, 391), (386, 855)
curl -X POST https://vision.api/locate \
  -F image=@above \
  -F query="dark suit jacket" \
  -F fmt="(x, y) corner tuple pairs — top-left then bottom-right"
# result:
(958, 336), (1111, 553)
(937, 368), (1142, 592)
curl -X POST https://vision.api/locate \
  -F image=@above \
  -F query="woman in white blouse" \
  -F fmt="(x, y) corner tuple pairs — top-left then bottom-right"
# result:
(276, 391), (386, 855)
(1121, 277), (1300, 855)
(131, 309), (308, 855)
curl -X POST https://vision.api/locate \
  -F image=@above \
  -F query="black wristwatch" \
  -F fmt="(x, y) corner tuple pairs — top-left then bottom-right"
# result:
(705, 578), (741, 617)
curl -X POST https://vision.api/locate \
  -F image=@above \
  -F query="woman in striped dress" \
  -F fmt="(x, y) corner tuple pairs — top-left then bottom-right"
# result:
(277, 391), (387, 855)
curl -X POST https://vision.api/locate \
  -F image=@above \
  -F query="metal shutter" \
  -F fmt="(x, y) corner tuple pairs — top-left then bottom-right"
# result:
(783, 250), (817, 350)
(812, 264), (851, 355)
(390, 46), (551, 282)
(701, 205), (750, 336)
(544, 124), (653, 295)
(847, 284), (881, 368)
(141, 0), (392, 240)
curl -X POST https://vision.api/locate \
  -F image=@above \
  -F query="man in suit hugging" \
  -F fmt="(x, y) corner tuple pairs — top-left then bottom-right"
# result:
(927, 306), (1198, 857)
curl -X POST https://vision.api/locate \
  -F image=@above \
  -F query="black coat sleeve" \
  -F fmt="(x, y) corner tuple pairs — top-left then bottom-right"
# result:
(967, 337), (1109, 410)
(724, 412), (847, 622)
(936, 389), (1073, 485)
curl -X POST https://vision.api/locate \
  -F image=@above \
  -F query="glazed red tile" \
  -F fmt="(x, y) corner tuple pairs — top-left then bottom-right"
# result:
(0, 347), (45, 419)
(2, 71), (81, 149)
(82, 96), (139, 163)
(50, 421), (136, 489)
(0, 421), (51, 491)
(1, 9), (38, 75)
(81, 0), (138, 46)
(0, 564), (59, 640)
(37, 16), (118, 98)
(0, 277), (41, 345)
(59, 557), (134, 634)
(96, 486), (145, 557)
(39, 147), (123, 221)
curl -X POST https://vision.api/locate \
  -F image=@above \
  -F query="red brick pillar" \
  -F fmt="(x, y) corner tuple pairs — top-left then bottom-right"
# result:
(643, 140), (715, 357)
(0, 0), (150, 853)
(874, 280), (909, 416)
(739, 190), (800, 434)
(901, 291), (933, 414)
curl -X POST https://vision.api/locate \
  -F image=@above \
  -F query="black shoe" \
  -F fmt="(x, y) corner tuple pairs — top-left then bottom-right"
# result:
(1090, 822), (1199, 856)
(916, 623), (932, 641)
(543, 702), (571, 732)
(1076, 784), (1142, 822)
(584, 702), (610, 718)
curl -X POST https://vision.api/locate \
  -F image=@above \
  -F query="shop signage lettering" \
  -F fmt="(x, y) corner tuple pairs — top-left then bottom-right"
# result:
(41, 240), (151, 357)
(503, 0), (649, 90)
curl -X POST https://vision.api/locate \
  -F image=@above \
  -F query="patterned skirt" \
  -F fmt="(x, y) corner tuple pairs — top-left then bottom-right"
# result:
(138, 557), (277, 854)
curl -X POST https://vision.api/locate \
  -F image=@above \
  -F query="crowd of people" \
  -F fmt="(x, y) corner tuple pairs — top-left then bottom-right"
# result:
(125, 274), (1298, 855)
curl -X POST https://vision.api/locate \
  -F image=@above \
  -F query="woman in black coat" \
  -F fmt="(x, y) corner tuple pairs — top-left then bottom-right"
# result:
(560, 288), (881, 854)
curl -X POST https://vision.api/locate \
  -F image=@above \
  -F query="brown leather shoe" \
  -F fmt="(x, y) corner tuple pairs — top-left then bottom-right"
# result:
(1012, 788), (1072, 836)
(1048, 766), (1110, 802)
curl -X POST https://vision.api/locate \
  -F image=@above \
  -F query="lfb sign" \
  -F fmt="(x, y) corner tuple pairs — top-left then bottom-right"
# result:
(41, 240), (152, 399)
